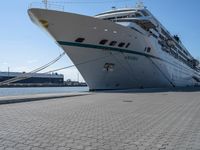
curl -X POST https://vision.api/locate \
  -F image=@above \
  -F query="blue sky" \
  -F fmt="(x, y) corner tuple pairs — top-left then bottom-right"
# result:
(0, 0), (200, 81)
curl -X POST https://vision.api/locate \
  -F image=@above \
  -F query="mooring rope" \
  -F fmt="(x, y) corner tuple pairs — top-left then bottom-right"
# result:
(0, 52), (120, 85)
(0, 52), (65, 85)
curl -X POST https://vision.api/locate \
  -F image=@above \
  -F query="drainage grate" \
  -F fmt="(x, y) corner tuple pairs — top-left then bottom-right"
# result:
(123, 100), (133, 103)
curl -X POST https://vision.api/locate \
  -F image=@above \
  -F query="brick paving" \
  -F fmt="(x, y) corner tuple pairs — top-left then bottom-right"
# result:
(0, 90), (200, 150)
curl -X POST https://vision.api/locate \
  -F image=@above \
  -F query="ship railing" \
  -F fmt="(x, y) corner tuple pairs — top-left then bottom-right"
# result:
(29, 2), (65, 12)
(196, 67), (200, 72)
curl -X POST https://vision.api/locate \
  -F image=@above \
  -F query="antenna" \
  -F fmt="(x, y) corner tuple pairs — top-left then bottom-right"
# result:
(135, 0), (144, 9)
(42, 0), (48, 9)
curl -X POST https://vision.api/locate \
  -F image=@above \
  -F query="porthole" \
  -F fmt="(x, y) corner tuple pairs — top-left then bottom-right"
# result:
(75, 38), (85, 43)
(118, 42), (125, 47)
(99, 39), (108, 45)
(109, 41), (117, 46)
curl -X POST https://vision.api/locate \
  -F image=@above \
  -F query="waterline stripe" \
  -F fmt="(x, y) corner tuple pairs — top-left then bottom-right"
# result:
(57, 41), (161, 60)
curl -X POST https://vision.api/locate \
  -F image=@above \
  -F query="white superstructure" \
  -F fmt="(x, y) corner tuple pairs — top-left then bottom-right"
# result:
(28, 3), (200, 90)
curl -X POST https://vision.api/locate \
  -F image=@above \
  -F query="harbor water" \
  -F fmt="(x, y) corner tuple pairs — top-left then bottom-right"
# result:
(0, 87), (89, 97)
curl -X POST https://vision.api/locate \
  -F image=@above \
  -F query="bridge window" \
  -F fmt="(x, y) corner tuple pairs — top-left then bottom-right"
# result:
(118, 42), (125, 47)
(109, 41), (117, 46)
(99, 39), (108, 45)
(75, 38), (85, 43)
(126, 43), (130, 48)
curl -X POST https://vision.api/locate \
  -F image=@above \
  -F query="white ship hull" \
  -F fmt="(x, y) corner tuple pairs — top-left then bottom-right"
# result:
(28, 9), (200, 90)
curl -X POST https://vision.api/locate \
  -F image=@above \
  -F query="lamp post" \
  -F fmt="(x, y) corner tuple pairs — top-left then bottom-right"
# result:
(8, 67), (10, 77)
(42, 0), (48, 9)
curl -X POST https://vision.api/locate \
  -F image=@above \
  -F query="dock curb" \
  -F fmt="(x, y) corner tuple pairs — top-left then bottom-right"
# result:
(0, 93), (90, 105)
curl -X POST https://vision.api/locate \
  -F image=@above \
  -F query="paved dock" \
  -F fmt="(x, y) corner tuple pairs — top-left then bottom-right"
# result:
(0, 89), (200, 150)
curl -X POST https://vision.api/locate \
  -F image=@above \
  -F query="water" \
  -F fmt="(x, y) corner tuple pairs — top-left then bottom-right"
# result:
(0, 86), (89, 97)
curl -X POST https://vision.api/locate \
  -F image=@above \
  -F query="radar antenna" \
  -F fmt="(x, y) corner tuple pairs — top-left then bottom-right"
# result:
(135, 0), (145, 9)
(42, 0), (48, 9)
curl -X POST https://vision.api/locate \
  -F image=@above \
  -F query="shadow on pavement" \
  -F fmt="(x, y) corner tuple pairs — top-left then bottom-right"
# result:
(91, 87), (200, 94)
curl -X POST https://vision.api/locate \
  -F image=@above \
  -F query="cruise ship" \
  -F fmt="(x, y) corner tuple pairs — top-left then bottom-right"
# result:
(28, 2), (200, 90)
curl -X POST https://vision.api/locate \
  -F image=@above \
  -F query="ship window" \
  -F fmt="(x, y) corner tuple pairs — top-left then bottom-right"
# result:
(147, 47), (151, 53)
(125, 43), (130, 48)
(96, 9), (135, 16)
(116, 15), (128, 19)
(75, 38), (85, 43)
(131, 14), (136, 17)
(103, 17), (115, 20)
(135, 13), (142, 17)
(118, 42), (125, 47)
(99, 39), (108, 45)
(141, 10), (149, 16)
(109, 41), (117, 46)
